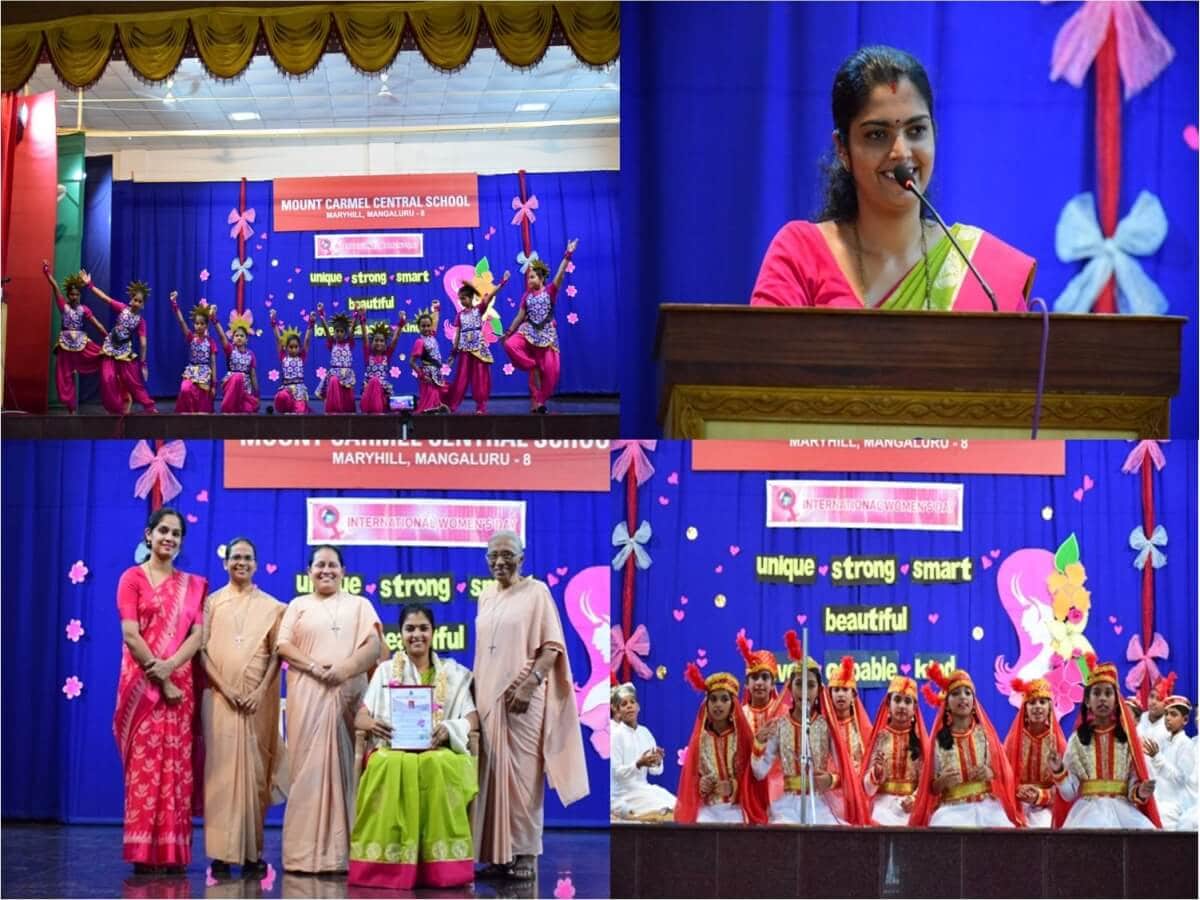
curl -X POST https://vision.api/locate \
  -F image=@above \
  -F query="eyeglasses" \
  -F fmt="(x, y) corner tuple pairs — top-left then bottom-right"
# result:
(486, 550), (519, 562)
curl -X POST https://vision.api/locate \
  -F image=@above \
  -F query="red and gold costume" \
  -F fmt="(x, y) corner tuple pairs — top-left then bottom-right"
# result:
(1002, 677), (1067, 827)
(737, 632), (785, 803)
(860, 676), (928, 826)
(828, 656), (873, 773)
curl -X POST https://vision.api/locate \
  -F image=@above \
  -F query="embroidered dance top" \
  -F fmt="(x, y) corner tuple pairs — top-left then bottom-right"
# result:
(326, 341), (357, 388)
(517, 285), (559, 350)
(1014, 727), (1059, 806)
(770, 713), (833, 791)
(699, 724), (740, 806)
(456, 306), (492, 363)
(226, 345), (254, 377)
(364, 353), (393, 395)
(101, 303), (146, 360)
(56, 297), (95, 352)
(867, 724), (921, 795)
(280, 352), (308, 400)
(933, 724), (994, 804)
(743, 702), (775, 735)
(1064, 725), (1144, 802)
(182, 334), (216, 389)
(412, 336), (446, 386)
(834, 711), (867, 771)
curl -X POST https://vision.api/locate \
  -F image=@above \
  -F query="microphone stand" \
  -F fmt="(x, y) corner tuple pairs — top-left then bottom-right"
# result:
(799, 626), (817, 824)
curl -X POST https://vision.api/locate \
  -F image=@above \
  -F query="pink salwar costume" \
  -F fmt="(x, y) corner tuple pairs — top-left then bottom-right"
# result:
(99, 301), (158, 414)
(411, 334), (449, 413)
(314, 317), (357, 412)
(51, 291), (104, 412)
(219, 344), (259, 414)
(274, 351), (310, 414)
(502, 284), (561, 411)
(447, 305), (494, 414)
(113, 566), (207, 866)
(175, 333), (218, 413)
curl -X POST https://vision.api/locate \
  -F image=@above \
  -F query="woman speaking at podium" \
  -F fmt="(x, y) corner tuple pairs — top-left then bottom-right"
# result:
(751, 46), (1036, 311)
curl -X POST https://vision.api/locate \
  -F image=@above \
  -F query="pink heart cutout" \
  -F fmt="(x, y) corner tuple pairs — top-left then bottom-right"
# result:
(365, 583), (377, 594)
(265, 563), (278, 574)
(900, 663), (912, 674)
(1072, 488), (1085, 502)
(928, 612), (940, 624)
(1083, 474), (1094, 490)
(1108, 615), (1117, 624)
(658, 496), (669, 506)
(456, 581), (466, 592)
(556, 566), (568, 576)
(981, 556), (993, 570)
(818, 565), (829, 576)
(714, 564), (723, 574)
(695, 656), (708, 669)
(547, 573), (560, 587)
(796, 614), (808, 625)
(729, 545), (740, 556)
(1114, 624), (1123, 635)
(196, 489), (209, 503)
(900, 563), (910, 575)
(673, 609), (685, 622)
(697, 648), (707, 658)
(186, 513), (198, 524)
(680, 595), (689, 605)
(667, 471), (680, 485)
(1185, 124), (1200, 151)
(990, 549), (1001, 558)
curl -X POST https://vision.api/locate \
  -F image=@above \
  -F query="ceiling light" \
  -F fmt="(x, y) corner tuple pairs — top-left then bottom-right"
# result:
(515, 102), (549, 113)
(228, 111), (261, 122)
(162, 94), (177, 106)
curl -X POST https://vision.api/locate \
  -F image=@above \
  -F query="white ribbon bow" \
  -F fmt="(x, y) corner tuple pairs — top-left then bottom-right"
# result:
(1129, 524), (1167, 570)
(230, 256), (255, 283)
(611, 521), (652, 570)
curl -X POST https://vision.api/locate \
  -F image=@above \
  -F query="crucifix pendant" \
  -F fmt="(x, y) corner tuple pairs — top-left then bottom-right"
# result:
(331, 621), (342, 634)
(233, 634), (245, 646)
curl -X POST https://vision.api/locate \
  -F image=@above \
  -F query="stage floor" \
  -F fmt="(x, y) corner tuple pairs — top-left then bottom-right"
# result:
(0, 824), (609, 899)
(1, 395), (619, 439)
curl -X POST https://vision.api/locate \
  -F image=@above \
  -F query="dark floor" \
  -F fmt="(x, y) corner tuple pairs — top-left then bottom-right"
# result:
(1, 824), (609, 899)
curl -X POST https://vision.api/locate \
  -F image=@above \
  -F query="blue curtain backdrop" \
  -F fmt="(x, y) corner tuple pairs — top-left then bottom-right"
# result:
(619, 2), (1198, 436)
(75, 155), (114, 407)
(615, 441), (1196, 793)
(1, 440), (609, 827)
(98, 171), (617, 401)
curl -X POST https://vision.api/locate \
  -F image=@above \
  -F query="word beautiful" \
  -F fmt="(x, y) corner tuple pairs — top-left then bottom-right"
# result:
(383, 622), (467, 653)
(309, 271), (432, 287)
(292, 571), (497, 602)
(824, 604), (909, 634)
(756, 554), (974, 586)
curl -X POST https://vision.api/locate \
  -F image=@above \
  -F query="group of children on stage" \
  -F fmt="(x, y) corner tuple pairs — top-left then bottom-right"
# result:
(611, 631), (1197, 831)
(40, 238), (577, 416)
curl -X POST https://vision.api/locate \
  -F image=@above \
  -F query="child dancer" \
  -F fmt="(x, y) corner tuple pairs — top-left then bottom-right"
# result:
(1052, 655), (1161, 829)
(737, 632), (784, 803)
(269, 309), (314, 414)
(169, 293), (217, 413)
(410, 302), (449, 414)
(861, 676), (927, 826)
(82, 270), (158, 414)
(828, 656), (873, 775)
(674, 665), (767, 824)
(1146, 692), (1197, 830)
(314, 304), (357, 413)
(610, 682), (676, 821)
(1002, 677), (1067, 828)
(752, 633), (868, 825)
(447, 271), (509, 415)
(212, 310), (259, 413)
(358, 311), (406, 414)
(500, 239), (578, 414)
(41, 262), (107, 413)
(909, 663), (1023, 827)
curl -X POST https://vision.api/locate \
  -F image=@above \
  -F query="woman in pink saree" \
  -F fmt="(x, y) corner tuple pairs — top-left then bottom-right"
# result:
(113, 507), (207, 873)
(752, 46), (1035, 312)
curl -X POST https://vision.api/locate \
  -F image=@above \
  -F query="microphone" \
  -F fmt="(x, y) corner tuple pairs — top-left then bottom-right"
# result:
(892, 163), (998, 311)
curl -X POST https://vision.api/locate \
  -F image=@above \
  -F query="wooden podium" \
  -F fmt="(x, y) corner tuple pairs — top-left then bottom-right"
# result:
(655, 305), (1184, 438)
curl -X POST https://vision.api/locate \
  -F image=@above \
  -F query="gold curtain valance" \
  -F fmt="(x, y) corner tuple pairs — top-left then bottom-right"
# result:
(1, 2), (619, 92)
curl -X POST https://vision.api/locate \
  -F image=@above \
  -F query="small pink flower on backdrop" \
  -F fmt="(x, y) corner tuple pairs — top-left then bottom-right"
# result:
(68, 560), (89, 584)
(65, 619), (85, 642)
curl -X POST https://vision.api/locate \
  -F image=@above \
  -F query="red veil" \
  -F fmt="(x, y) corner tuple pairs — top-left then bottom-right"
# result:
(908, 662), (1025, 828)
(1001, 678), (1068, 817)
(828, 655), (875, 762)
(673, 663), (769, 825)
(858, 678), (930, 788)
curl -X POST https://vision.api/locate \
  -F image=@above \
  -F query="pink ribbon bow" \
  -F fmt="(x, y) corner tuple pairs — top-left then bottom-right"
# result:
(1121, 439), (1167, 474)
(129, 440), (186, 503)
(1124, 631), (1169, 692)
(611, 440), (657, 485)
(227, 207), (257, 240)
(510, 194), (539, 226)
(1050, 1), (1176, 100)
(611, 624), (652, 680)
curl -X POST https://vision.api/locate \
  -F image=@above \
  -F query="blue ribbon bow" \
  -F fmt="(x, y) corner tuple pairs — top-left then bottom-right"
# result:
(612, 520), (652, 570)
(1129, 524), (1168, 570)
(516, 250), (541, 274)
(230, 256), (255, 283)
(1052, 191), (1169, 315)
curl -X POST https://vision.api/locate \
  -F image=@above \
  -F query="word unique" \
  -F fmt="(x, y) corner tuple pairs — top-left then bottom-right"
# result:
(756, 554), (818, 585)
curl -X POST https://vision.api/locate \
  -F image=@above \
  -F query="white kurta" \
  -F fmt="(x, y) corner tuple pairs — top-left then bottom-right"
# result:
(1137, 712), (1170, 746)
(610, 721), (676, 819)
(1150, 732), (1198, 831)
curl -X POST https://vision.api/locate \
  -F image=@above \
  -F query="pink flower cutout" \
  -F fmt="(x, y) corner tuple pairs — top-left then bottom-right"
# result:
(199, 269), (210, 282)
(259, 231), (268, 240)
(267, 369), (280, 383)
(566, 312), (580, 325)
(1045, 653), (1085, 719)
(440, 364), (452, 377)
(65, 619), (85, 642)
(503, 363), (515, 376)
(676, 746), (688, 767)
(205, 867), (218, 887)
(280, 661), (289, 671)
(554, 877), (576, 899)
(566, 261), (576, 273)
(316, 367), (328, 380)
(196, 489), (209, 503)
(566, 284), (578, 298)
(260, 863), (276, 891)
(62, 676), (83, 700)
(389, 365), (402, 378)
(68, 560), (89, 584)
(1185, 125), (1199, 151)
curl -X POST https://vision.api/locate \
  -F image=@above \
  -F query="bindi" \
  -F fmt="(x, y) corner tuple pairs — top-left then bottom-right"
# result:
(889, 81), (898, 94)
